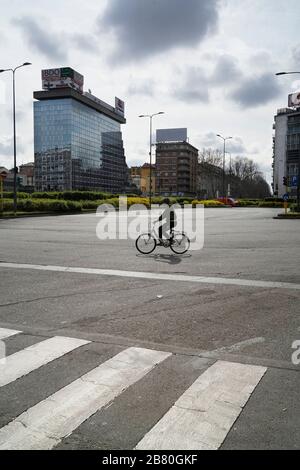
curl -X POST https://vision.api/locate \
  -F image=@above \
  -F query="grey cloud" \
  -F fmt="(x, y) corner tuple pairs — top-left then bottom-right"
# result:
(127, 80), (155, 97)
(0, 31), (7, 45)
(198, 132), (220, 148)
(173, 66), (209, 103)
(70, 34), (99, 54)
(248, 51), (274, 69)
(198, 132), (247, 154)
(226, 137), (247, 154)
(12, 16), (67, 62)
(98, 0), (219, 61)
(0, 137), (24, 158)
(229, 73), (282, 108)
(292, 44), (300, 66)
(0, 140), (13, 157)
(210, 55), (242, 85)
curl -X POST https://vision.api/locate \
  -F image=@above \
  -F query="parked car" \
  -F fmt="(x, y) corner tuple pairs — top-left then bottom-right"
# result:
(217, 197), (238, 207)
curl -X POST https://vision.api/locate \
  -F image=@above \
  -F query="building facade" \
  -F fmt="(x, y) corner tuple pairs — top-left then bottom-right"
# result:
(156, 140), (198, 196)
(273, 107), (300, 198)
(197, 162), (223, 199)
(19, 162), (35, 189)
(130, 163), (155, 195)
(34, 68), (127, 193)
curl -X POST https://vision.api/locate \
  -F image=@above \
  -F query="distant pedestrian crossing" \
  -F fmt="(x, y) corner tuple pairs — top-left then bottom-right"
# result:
(0, 327), (267, 450)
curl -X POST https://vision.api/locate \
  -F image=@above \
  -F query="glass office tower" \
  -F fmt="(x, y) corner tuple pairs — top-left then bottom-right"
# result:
(34, 88), (127, 192)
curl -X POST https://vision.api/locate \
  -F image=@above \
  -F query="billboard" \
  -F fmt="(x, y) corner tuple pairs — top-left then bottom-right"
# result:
(288, 92), (300, 108)
(42, 68), (84, 93)
(156, 128), (188, 143)
(115, 97), (125, 115)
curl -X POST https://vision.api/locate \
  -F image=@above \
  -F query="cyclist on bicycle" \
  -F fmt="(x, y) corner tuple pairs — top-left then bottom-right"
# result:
(158, 198), (177, 243)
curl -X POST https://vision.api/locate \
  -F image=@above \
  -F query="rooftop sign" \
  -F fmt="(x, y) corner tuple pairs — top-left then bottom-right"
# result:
(156, 128), (188, 143)
(41, 68), (84, 94)
(288, 92), (300, 108)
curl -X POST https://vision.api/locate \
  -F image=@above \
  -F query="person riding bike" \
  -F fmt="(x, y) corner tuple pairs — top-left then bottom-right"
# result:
(158, 198), (177, 243)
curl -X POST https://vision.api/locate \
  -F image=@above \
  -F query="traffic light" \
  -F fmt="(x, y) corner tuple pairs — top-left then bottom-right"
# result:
(283, 176), (287, 186)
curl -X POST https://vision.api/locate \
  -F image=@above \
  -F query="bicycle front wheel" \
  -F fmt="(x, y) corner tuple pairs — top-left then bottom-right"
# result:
(136, 233), (156, 254)
(170, 233), (190, 254)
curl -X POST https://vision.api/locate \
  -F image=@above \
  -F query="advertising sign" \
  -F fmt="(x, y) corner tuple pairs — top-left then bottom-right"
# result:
(42, 68), (84, 93)
(156, 128), (188, 143)
(115, 97), (125, 115)
(288, 92), (300, 108)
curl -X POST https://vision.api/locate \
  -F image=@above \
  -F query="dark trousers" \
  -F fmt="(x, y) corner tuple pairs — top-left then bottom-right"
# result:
(159, 211), (175, 239)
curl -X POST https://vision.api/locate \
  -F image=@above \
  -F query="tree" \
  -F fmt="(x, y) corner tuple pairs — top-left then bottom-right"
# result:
(199, 148), (223, 168)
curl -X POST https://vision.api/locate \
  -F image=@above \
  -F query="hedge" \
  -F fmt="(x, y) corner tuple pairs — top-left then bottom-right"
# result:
(192, 199), (224, 207)
(289, 203), (300, 213)
(236, 200), (259, 206)
(258, 201), (284, 208)
(30, 191), (113, 201)
(2, 199), (82, 213)
(3, 192), (30, 199)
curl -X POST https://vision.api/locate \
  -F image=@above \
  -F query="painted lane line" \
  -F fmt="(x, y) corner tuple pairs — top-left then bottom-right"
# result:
(1, 261), (300, 291)
(0, 336), (90, 387)
(0, 327), (22, 340)
(0, 347), (171, 450)
(136, 360), (267, 450)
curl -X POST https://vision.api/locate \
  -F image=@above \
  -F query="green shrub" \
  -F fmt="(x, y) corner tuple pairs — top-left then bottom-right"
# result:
(31, 191), (112, 201)
(258, 201), (284, 208)
(236, 200), (259, 206)
(264, 197), (284, 203)
(1, 198), (82, 213)
(3, 192), (30, 199)
(289, 203), (300, 213)
(81, 200), (103, 210)
(192, 199), (224, 207)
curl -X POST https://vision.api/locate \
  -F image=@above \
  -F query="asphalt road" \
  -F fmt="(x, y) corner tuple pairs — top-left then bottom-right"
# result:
(0, 207), (300, 450)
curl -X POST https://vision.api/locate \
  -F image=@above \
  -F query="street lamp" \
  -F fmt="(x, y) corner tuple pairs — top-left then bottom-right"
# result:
(225, 151), (232, 197)
(0, 62), (32, 213)
(275, 71), (300, 210)
(216, 134), (232, 200)
(139, 112), (165, 207)
(276, 72), (300, 76)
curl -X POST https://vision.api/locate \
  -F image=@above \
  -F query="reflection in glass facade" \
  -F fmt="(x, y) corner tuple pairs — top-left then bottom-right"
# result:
(34, 97), (127, 192)
(287, 113), (300, 196)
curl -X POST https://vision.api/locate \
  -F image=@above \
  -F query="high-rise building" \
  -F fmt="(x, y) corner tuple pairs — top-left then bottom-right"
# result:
(155, 129), (198, 196)
(272, 105), (300, 198)
(34, 67), (127, 193)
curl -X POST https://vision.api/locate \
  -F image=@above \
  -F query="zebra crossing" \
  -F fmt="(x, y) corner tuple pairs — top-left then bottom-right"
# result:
(0, 327), (267, 450)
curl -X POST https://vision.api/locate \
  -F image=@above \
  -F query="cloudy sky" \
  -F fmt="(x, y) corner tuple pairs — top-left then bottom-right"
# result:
(1, 0), (300, 182)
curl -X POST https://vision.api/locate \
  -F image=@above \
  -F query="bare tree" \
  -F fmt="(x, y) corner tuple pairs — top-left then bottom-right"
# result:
(230, 156), (259, 181)
(199, 148), (223, 168)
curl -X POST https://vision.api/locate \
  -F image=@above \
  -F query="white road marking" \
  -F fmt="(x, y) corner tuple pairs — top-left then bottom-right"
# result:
(212, 337), (265, 354)
(0, 347), (171, 450)
(0, 327), (21, 340)
(0, 336), (90, 387)
(136, 360), (267, 450)
(1, 261), (300, 291)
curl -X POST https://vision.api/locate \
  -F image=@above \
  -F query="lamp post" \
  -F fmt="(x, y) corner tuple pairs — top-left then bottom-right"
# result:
(275, 71), (300, 211)
(139, 112), (165, 208)
(276, 72), (300, 76)
(216, 134), (232, 200)
(0, 62), (32, 214)
(226, 151), (232, 197)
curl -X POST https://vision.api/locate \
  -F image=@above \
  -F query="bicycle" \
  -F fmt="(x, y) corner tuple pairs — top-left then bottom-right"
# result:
(135, 221), (190, 255)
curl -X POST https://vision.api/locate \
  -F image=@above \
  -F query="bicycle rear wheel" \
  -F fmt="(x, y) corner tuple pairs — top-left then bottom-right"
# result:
(170, 233), (190, 254)
(136, 233), (156, 254)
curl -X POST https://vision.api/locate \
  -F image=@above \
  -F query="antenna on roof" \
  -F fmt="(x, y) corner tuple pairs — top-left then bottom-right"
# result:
(88, 88), (92, 94)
